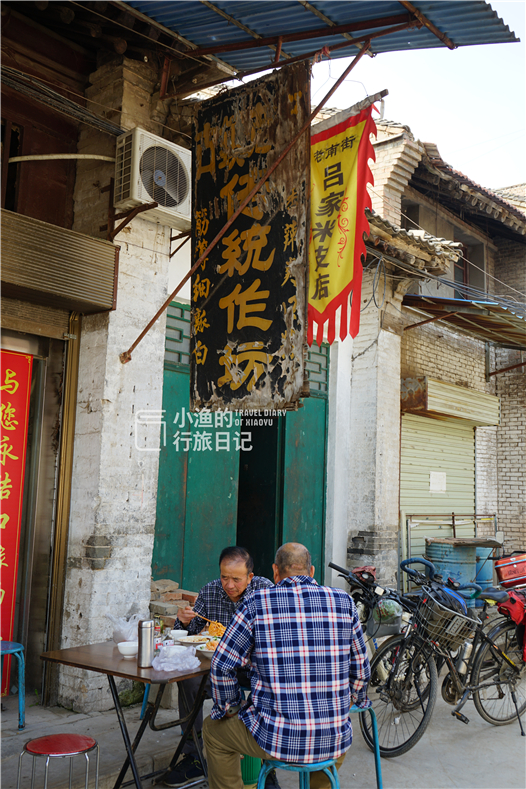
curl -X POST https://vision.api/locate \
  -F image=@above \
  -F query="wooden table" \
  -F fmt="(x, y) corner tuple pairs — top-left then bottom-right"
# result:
(41, 641), (211, 789)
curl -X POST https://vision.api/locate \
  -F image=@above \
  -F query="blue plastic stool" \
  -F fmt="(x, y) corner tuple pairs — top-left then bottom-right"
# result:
(350, 704), (383, 789)
(1, 641), (25, 730)
(257, 759), (339, 789)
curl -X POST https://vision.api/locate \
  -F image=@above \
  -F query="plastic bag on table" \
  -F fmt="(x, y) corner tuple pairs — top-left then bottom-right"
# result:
(106, 613), (146, 644)
(152, 644), (201, 672)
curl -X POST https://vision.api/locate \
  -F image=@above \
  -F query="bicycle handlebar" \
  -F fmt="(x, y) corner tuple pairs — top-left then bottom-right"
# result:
(456, 582), (482, 599)
(328, 562), (350, 576)
(400, 557), (436, 580)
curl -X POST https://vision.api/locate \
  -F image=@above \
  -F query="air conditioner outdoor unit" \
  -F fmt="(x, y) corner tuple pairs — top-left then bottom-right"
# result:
(114, 127), (191, 231)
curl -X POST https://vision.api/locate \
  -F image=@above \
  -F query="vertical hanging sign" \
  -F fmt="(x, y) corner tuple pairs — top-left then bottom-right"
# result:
(309, 105), (376, 346)
(191, 62), (310, 412)
(1, 350), (32, 695)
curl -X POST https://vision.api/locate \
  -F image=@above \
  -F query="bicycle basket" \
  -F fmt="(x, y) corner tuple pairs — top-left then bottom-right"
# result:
(415, 588), (477, 651)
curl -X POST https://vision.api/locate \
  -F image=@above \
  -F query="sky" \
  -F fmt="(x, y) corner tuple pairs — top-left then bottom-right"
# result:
(310, 0), (525, 191)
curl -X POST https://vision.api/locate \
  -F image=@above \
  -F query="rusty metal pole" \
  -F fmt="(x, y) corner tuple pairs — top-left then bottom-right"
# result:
(120, 42), (372, 364)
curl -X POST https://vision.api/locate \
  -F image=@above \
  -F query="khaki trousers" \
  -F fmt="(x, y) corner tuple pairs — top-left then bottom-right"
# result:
(202, 714), (347, 789)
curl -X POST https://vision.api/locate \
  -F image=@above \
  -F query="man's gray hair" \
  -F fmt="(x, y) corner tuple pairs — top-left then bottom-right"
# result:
(274, 543), (312, 576)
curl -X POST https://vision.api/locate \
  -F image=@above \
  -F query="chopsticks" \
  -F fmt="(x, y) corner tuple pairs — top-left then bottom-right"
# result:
(194, 612), (214, 625)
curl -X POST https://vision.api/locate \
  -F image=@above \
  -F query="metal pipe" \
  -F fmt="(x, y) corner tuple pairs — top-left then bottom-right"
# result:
(120, 42), (372, 364)
(8, 154), (116, 163)
(399, 1), (456, 50)
(181, 14), (410, 57)
(170, 234), (191, 259)
(488, 359), (526, 377)
(403, 311), (458, 330)
(169, 21), (414, 100)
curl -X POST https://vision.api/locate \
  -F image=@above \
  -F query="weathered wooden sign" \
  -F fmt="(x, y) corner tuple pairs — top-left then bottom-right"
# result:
(190, 62), (310, 411)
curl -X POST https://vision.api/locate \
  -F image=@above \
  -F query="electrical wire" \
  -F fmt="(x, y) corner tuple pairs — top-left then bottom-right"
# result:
(361, 254), (386, 312)
(367, 185), (526, 301)
(365, 246), (526, 319)
(0, 55), (193, 140)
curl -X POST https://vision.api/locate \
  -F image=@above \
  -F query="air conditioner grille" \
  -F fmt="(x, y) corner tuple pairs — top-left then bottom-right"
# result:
(139, 145), (189, 208)
(115, 135), (133, 203)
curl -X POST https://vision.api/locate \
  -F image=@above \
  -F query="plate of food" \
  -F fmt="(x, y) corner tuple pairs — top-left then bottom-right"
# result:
(196, 639), (220, 657)
(177, 635), (209, 646)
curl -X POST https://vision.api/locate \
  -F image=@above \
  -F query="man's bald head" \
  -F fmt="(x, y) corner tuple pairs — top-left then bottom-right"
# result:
(273, 543), (314, 581)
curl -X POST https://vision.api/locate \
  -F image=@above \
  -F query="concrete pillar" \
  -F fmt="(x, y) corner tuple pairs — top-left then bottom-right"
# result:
(58, 59), (173, 711)
(325, 337), (354, 589)
(345, 269), (402, 586)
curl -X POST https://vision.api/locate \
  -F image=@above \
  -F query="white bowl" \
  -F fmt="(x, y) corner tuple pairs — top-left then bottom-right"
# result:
(117, 641), (138, 659)
(170, 630), (188, 639)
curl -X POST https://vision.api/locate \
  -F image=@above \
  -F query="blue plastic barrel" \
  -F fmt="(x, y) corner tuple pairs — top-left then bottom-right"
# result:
(475, 547), (494, 607)
(425, 542), (477, 587)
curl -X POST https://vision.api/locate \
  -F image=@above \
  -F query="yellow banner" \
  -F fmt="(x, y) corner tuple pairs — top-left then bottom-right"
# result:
(309, 106), (376, 345)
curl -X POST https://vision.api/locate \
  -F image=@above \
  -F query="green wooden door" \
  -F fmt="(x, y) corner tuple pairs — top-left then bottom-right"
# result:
(154, 305), (329, 590)
(282, 343), (329, 576)
(153, 303), (240, 592)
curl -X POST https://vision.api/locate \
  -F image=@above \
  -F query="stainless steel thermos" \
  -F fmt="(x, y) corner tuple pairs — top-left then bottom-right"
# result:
(137, 619), (154, 667)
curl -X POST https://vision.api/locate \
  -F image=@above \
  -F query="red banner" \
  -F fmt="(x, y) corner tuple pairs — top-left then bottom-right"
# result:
(1, 350), (33, 695)
(308, 105), (376, 345)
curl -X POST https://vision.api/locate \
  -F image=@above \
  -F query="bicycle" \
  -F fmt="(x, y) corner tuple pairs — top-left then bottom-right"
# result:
(328, 561), (417, 645)
(359, 558), (526, 758)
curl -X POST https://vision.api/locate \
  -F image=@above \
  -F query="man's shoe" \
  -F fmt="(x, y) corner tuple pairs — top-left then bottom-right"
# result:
(163, 754), (205, 787)
(265, 768), (282, 788)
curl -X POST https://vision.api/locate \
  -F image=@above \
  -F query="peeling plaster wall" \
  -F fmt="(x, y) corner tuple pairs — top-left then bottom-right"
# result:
(58, 61), (171, 712)
(345, 270), (402, 586)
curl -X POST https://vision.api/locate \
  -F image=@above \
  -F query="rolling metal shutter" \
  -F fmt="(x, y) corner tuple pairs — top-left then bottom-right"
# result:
(400, 413), (476, 561)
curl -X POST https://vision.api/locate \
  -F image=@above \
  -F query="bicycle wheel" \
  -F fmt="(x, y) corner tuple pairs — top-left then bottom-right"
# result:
(359, 632), (438, 758)
(472, 620), (526, 725)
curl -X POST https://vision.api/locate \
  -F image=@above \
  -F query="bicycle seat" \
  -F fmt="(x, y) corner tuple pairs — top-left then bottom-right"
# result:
(478, 587), (509, 604)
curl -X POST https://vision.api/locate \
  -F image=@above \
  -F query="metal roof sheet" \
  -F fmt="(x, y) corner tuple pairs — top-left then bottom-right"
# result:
(403, 295), (526, 351)
(124, 1), (519, 71)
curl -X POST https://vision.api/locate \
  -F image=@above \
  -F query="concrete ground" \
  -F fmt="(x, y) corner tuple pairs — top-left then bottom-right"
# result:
(2, 690), (525, 789)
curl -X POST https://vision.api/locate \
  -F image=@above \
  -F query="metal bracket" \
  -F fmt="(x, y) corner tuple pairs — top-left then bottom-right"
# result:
(99, 178), (158, 241)
(108, 202), (158, 241)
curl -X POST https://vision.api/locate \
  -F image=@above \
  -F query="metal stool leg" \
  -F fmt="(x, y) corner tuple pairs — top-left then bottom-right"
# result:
(367, 708), (383, 789)
(94, 743), (100, 789)
(140, 683), (150, 720)
(257, 762), (272, 789)
(43, 755), (50, 789)
(17, 750), (24, 789)
(15, 648), (25, 730)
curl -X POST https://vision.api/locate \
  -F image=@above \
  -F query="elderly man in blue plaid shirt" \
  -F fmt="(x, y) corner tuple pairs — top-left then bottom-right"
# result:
(203, 542), (371, 789)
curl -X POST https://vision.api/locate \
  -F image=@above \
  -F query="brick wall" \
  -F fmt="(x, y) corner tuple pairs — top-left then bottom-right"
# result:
(495, 348), (526, 552)
(369, 127), (423, 226)
(493, 237), (526, 300)
(400, 318), (495, 395)
(475, 426), (498, 525)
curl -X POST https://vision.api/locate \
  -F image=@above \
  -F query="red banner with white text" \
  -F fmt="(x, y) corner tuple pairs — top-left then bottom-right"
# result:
(308, 106), (376, 346)
(1, 350), (33, 695)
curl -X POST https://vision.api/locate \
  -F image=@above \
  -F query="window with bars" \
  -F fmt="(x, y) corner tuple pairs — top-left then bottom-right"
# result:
(164, 302), (329, 396)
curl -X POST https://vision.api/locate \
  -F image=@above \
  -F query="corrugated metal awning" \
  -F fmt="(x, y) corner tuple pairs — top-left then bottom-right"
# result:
(403, 295), (526, 351)
(124, 1), (519, 71)
(1, 210), (119, 314)
(401, 376), (500, 425)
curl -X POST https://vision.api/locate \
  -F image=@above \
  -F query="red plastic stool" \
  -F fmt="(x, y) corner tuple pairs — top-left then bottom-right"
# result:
(17, 733), (99, 789)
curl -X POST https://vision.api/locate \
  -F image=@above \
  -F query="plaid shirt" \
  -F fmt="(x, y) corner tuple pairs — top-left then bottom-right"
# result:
(210, 576), (370, 763)
(172, 576), (273, 635)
